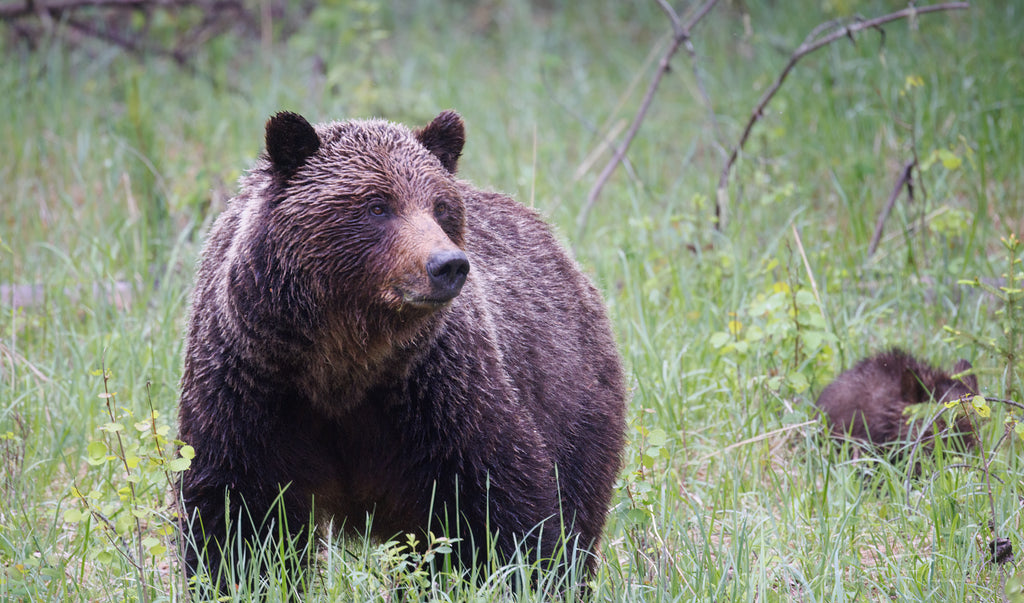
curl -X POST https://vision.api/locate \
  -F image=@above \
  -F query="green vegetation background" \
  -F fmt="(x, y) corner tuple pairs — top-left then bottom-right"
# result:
(2, 0), (1023, 600)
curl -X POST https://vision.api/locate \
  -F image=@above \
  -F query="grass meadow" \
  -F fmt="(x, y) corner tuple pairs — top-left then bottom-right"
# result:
(2, 1), (1023, 600)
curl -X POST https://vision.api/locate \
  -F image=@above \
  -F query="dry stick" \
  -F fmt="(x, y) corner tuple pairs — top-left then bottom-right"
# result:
(791, 224), (823, 308)
(63, 15), (245, 95)
(696, 420), (816, 464)
(578, 0), (721, 234)
(715, 2), (970, 230)
(3, 0), (246, 96)
(868, 159), (917, 257)
(673, 3), (725, 161)
(0, 0), (186, 20)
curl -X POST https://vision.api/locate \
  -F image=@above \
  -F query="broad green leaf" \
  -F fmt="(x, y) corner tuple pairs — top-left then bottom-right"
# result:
(972, 395), (991, 418)
(938, 148), (962, 170)
(95, 551), (114, 565)
(709, 332), (731, 348)
(787, 372), (810, 393)
(86, 441), (107, 460)
(647, 428), (669, 448)
(167, 457), (192, 472)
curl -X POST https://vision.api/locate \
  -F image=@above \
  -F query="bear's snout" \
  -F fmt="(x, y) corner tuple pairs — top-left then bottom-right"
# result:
(426, 249), (470, 302)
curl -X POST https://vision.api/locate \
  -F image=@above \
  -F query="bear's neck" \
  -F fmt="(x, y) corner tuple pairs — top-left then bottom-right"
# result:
(290, 307), (446, 417)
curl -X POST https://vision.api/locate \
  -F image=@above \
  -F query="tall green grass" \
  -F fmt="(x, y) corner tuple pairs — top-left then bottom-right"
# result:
(2, 1), (1022, 600)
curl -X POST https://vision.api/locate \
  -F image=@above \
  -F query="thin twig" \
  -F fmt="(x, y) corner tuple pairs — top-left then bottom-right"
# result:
(3, 0), (248, 96)
(677, 3), (725, 160)
(578, 0), (721, 234)
(716, 2), (970, 229)
(986, 396), (1024, 412)
(0, 0), (181, 21)
(696, 420), (816, 464)
(868, 159), (917, 257)
(791, 224), (823, 308)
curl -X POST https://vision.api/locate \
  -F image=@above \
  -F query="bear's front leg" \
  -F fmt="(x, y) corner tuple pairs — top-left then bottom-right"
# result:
(179, 407), (320, 596)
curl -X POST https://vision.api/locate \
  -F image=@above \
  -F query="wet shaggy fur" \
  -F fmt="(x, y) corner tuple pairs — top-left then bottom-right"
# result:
(816, 349), (979, 450)
(177, 110), (627, 587)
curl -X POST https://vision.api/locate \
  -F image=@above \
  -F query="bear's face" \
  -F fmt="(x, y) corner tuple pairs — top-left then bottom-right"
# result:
(258, 112), (471, 327)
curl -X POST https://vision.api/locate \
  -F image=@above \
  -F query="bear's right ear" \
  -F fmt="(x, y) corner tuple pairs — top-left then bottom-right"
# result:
(416, 110), (465, 174)
(953, 359), (979, 394)
(265, 112), (320, 176)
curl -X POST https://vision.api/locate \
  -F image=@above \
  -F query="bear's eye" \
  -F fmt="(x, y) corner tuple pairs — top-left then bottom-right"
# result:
(368, 199), (389, 217)
(434, 202), (448, 217)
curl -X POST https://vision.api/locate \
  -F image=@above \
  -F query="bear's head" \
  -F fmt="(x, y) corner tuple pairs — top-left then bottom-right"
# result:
(249, 111), (471, 350)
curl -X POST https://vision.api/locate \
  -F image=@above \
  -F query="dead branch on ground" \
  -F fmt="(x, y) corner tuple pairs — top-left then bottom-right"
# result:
(577, 0), (721, 234)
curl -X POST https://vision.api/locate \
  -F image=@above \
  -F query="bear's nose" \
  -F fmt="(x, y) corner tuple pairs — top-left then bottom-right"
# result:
(426, 250), (470, 301)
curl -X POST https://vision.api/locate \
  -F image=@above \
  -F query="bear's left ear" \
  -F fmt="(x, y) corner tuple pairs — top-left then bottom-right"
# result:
(265, 112), (320, 176)
(416, 110), (465, 174)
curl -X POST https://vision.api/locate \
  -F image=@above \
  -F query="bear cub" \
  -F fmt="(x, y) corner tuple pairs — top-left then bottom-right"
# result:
(816, 348), (979, 452)
(177, 110), (627, 588)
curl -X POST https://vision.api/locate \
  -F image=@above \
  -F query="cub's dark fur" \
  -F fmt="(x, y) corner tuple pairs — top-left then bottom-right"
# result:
(177, 111), (627, 587)
(816, 348), (978, 450)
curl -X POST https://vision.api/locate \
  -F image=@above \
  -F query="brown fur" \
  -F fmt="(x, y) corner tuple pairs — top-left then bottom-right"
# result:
(816, 348), (979, 451)
(177, 111), (627, 588)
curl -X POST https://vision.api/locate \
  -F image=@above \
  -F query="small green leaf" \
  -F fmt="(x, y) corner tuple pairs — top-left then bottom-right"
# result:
(938, 148), (962, 170)
(709, 332), (731, 348)
(647, 428), (669, 448)
(787, 372), (810, 393)
(745, 325), (765, 342)
(641, 453), (655, 469)
(167, 457), (192, 472)
(795, 289), (816, 306)
(95, 550), (114, 565)
(86, 441), (107, 460)
(802, 331), (824, 351)
(972, 395), (991, 418)
(179, 445), (196, 460)
(63, 509), (85, 523)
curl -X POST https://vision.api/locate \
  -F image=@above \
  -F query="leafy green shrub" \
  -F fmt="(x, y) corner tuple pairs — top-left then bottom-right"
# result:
(62, 368), (193, 600)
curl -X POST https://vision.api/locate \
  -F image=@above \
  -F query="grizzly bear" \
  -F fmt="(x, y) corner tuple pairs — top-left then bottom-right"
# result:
(177, 110), (627, 588)
(815, 349), (978, 452)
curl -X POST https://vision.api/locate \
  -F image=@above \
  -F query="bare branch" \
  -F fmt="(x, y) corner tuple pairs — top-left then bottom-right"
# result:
(868, 159), (916, 257)
(716, 2), (970, 229)
(0, 0), (185, 21)
(2, 0), (249, 96)
(655, 0), (682, 35)
(578, 0), (721, 234)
